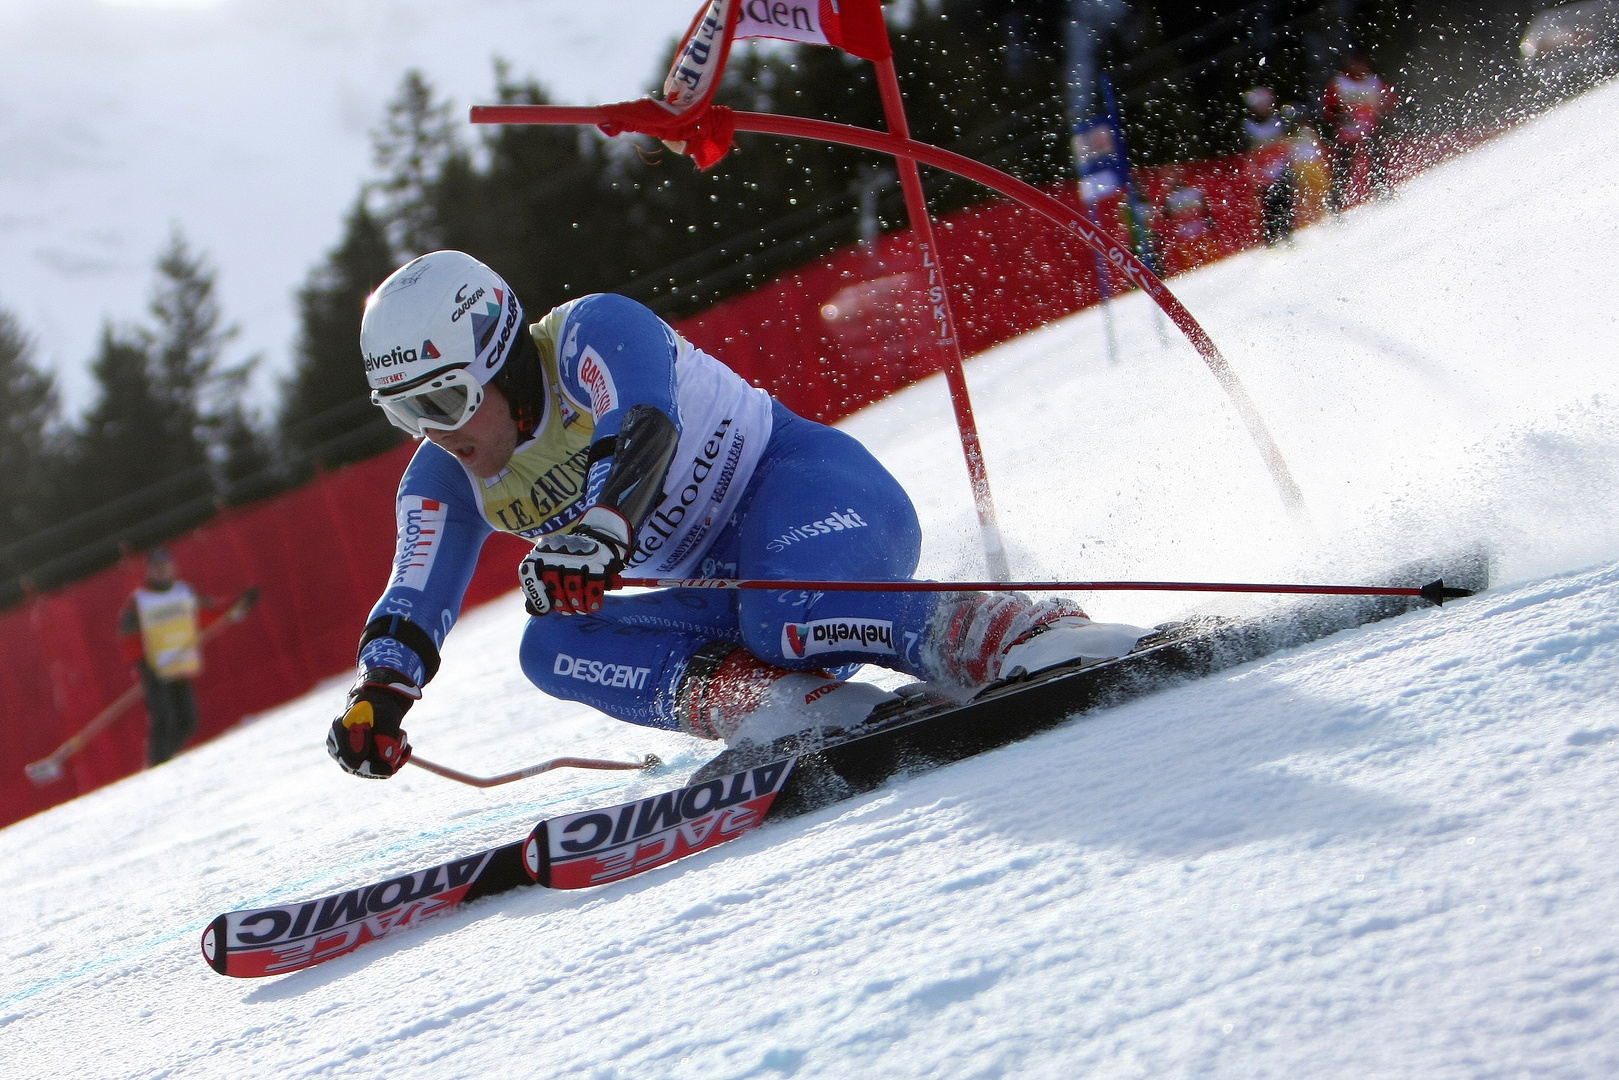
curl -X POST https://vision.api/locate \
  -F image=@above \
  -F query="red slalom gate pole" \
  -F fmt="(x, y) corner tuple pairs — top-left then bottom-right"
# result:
(619, 577), (1475, 605)
(870, 54), (1009, 579)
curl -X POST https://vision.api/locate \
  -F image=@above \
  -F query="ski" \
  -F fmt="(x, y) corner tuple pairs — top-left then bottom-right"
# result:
(529, 758), (794, 888)
(202, 759), (797, 977)
(202, 841), (529, 978)
(203, 550), (1487, 978)
(738, 560), (1488, 817)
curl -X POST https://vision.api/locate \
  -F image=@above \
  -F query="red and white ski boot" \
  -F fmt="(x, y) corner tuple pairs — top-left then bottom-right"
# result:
(924, 592), (1149, 692)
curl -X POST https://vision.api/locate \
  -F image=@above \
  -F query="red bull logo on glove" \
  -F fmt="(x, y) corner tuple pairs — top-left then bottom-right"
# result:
(781, 618), (894, 659)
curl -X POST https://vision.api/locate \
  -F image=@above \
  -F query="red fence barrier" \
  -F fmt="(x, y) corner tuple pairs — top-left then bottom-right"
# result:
(0, 447), (530, 828)
(682, 154), (1276, 423)
(0, 131), (1491, 829)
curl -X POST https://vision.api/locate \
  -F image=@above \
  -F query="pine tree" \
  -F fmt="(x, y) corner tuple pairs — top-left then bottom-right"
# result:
(74, 324), (199, 509)
(150, 232), (255, 435)
(280, 197), (402, 473)
(69, 234), (257, 548)
(0, 310), (61, 555)
(215, 403), (277, 504)
(145, 231), (278, 500)
(372, 70), (460, 257)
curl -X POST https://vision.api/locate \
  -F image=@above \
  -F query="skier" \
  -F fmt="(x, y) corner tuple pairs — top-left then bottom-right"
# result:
(1323, 57), (1397, 210)
(1242, 87), (1294, 247)
(117, 548), (235, 765)
(328, 250), (1147, 779)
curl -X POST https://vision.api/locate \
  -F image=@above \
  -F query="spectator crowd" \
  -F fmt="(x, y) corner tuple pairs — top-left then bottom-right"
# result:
(1121, 56), (1398, 275)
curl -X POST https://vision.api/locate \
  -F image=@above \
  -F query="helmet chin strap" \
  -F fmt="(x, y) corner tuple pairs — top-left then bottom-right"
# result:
(491, 322), (543, 438)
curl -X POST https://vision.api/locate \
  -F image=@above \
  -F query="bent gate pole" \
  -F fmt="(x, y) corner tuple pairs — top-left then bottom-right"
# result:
(868, 54), (1009, 578)
(471, 103), (1310, 524)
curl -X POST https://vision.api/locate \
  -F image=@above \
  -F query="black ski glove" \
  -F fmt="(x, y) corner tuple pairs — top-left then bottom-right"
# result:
(326, 667), (419, 779)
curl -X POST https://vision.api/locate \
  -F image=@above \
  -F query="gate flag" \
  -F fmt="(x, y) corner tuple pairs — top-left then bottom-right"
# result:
(1071, 115), (1126, 204)
(736, 0), (891, 61)
(597, 0), (891, 169)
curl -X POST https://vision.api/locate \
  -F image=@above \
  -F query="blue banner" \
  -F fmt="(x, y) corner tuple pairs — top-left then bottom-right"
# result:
(1071, 114), (1127, 204)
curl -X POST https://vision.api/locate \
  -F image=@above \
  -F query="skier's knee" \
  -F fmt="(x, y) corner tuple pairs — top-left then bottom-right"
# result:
(518, 614), (691, 730)
(736, 601), (804, 668)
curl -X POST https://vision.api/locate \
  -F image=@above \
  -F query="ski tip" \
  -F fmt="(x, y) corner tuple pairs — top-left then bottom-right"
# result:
(201, 915), (230, 976)
(1419, 578), (1474, 606)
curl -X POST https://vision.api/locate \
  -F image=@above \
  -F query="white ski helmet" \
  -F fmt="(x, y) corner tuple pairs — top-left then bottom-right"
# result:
(361, 250), (525, 435)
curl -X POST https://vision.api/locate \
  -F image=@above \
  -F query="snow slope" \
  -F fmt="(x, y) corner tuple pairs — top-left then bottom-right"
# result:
(4, 78), (1619, 1080)
(0, 0), (678, 411)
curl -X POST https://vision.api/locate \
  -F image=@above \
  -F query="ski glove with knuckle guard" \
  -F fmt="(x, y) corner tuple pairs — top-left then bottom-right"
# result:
(326, 667), (419, 779)
(519, 505), (632, 616)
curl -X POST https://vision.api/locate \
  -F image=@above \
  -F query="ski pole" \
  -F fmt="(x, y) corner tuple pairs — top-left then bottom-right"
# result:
(619, 577), (1474, 605)
(409, 752), (661, 790)
(24, 682), (146, 785)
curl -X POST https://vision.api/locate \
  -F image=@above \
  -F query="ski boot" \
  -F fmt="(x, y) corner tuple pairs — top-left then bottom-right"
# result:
(924, 592), (1150, 693)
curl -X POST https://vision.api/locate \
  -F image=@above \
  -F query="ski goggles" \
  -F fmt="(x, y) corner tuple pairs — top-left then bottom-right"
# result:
(371, 366), (485, 436)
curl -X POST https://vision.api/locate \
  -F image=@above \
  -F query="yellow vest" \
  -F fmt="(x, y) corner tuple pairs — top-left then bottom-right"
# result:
(133, 583), (203, 680)
(461, 301), (773, 576)
(473, 306), (597, 540)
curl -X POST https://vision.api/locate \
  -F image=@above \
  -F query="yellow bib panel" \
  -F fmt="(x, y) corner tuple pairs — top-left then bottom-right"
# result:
(133, 583), (203, 680)
(474, 308), (597, 540)
(462, 300), (774, 578)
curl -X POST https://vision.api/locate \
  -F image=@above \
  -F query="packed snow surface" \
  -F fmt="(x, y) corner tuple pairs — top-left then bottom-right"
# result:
(5, 80), (1619, 1079)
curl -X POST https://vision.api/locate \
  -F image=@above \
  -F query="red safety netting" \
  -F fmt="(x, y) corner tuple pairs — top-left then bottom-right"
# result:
(682, 156), (1268, 423)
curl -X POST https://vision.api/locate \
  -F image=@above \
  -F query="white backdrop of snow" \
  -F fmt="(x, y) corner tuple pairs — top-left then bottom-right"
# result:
(4, 77), (1619, 1079)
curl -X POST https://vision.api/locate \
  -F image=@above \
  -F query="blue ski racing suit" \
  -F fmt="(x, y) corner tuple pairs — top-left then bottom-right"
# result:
(359, 293), (941, 734)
